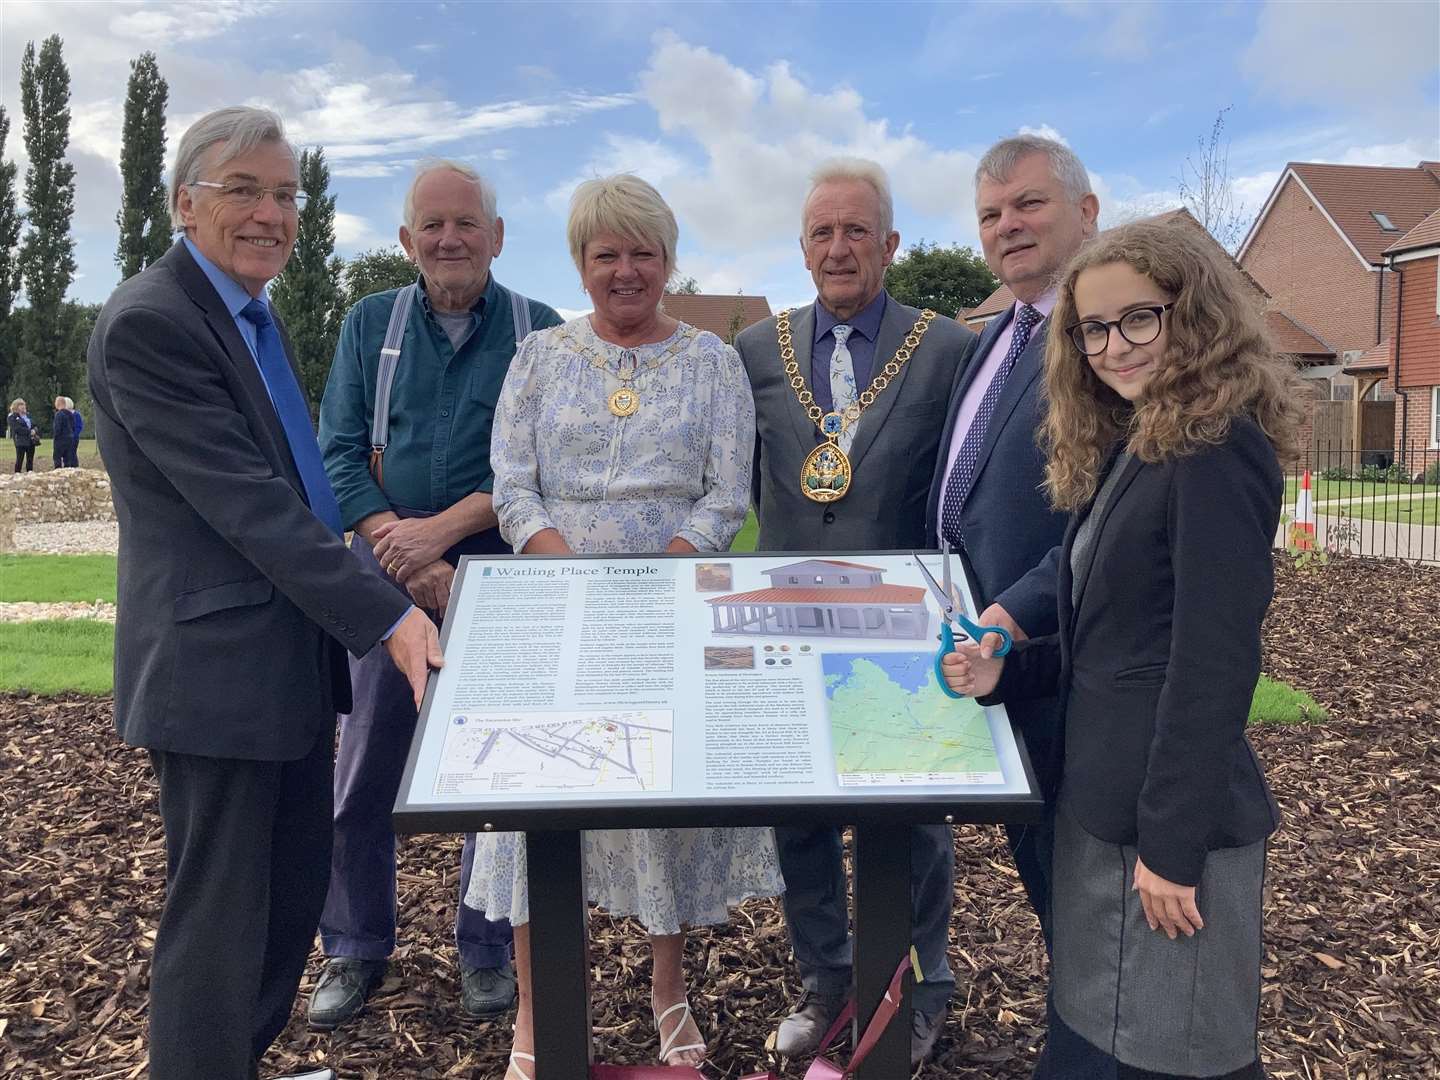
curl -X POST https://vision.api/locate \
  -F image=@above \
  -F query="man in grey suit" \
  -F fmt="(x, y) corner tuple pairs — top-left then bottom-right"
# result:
(925, 134), (1100, 943)
(88, 106), (442, 1080)
(735, 158), (977, 1066)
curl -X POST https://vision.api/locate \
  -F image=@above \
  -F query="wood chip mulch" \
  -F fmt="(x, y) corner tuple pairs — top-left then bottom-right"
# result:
(1, 556), (1436, 1079)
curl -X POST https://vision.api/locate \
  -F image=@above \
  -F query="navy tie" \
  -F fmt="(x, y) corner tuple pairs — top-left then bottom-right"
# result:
(941, 303), (1043, 546)
(239, 299), (344, 536)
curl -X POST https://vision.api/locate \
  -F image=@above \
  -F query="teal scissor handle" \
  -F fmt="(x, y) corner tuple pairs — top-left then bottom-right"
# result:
(955, 612), (1013, 657)
(935, 621), (962, 699)
(935, 616), (1013, 699)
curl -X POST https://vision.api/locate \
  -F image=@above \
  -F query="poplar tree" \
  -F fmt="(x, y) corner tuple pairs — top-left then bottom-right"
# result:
(269, 146), (343, 409)
(15, 35), (78, 416)
(0, 107), (23, 397)
(116, 51), (171, 279)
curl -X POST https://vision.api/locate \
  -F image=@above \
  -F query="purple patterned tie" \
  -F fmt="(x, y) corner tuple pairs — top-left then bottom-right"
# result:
(941, 303), (1043, 546)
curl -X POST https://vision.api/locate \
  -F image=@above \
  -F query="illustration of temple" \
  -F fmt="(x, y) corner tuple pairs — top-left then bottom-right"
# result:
(706, 560), (930, 639)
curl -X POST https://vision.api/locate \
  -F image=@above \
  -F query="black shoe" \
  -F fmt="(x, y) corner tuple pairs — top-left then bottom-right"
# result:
(911, 1006), (944, 1067)
(460, 962), (517, 1018)
(306, 958), (387, 1031)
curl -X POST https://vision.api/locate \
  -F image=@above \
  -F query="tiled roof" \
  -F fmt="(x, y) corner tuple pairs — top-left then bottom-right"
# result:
(661, 293), (772, 341)
(1344, 338), (1393, 372)
(706, 585), (926, 606)
(1286, 162), (1440, 265)
(1384, 207), (1440, 256)
(1265, 310), (1333, 358)
(766, 559), (885, 572)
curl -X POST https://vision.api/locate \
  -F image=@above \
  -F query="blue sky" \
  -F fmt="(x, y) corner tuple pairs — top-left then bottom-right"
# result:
(3, 0), (1437, 316)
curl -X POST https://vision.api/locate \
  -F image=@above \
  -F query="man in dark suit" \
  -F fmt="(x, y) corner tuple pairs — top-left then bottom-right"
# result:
(87, 106), (442, 1080)
(925, 134), (1099, 940)
(736, 157), (977, 1066)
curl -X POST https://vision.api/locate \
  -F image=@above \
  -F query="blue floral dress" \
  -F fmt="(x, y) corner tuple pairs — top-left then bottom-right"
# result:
(465, 316), (783, 933)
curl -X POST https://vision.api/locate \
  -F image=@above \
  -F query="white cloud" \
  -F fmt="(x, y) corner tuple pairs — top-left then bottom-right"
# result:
(107, 1), (274, 45)
(634, 34), (979, 250)
(1242, 1), (1439, 112)
(334, 211), (387, 250)
(1018, 124), (1069, 146)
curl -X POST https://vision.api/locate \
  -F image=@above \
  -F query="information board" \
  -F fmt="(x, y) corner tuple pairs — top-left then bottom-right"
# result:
(394, 551), (1040, 832)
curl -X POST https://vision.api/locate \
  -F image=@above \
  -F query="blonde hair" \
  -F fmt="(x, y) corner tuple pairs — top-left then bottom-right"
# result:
(8, 398), (24, 412)
(567, 174), (678, 276)
(1042, 220), (1303, 510)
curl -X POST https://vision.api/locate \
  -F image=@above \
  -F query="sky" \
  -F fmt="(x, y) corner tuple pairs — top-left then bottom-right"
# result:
(2, 0), (1437, 318)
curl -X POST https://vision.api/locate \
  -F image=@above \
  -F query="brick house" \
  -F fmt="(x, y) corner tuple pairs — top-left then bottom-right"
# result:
(1383, 209), (1440, 457)
(660, 293), (772, 343)
(1237, 161), (1440, 395)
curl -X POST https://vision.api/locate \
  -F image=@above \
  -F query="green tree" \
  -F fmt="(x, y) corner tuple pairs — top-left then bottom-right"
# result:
(725, 291), (746, 345)
(269, 147), (343, 409)
(885, 240), (998, 317)
(1177, 106), (1248, 253)
(0, 106), (24, 398)
(342, 246), (415, 308)
(115, 51), (170, 280)
(669, 275), (701, 294)
(14, 35), (78, 416)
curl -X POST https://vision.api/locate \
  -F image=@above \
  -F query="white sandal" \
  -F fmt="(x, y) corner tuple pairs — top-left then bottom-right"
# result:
(652, 995), (707, 1065)
(504, 1050), (535, 1080)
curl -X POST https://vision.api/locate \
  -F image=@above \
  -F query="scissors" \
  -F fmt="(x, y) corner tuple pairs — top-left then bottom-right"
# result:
(914, 539), (1013, 699)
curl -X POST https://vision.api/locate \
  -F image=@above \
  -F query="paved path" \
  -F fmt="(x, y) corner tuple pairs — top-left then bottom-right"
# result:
(1276, 513), (1440, 564)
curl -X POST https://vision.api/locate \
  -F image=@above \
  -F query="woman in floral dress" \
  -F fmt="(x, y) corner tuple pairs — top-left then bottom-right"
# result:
(466, 173), (782, 1080)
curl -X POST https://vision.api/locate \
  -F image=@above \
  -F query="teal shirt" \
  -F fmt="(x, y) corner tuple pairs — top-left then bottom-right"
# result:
(319, 275), (562, 529)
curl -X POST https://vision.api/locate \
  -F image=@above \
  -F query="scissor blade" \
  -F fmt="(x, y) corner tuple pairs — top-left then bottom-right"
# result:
(912, 553), (955, 615)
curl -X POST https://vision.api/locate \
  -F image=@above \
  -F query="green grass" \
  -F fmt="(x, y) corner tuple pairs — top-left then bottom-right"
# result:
(0, 620), (115, 695)
(1248, 675), (1328, 726)
(29, 435), (105, 473)
(0, 554), (118, 603)
(1283, 476), (1440, 525)
(730, 509), (759, 552)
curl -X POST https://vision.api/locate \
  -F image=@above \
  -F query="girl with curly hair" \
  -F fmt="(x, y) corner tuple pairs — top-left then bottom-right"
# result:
(944, 220), (1301, 1079)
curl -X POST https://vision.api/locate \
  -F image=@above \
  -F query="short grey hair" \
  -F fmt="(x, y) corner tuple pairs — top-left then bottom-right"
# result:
(170, 106), (296, 229)
(974, 135), (1092, 202)
(566, 174), (678, 274)
(403, 159), (498, 229)
(802, 157), (895, 239)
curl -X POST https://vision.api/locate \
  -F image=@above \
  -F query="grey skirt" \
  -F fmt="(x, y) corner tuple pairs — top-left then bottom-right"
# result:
(1051, 795), (1265, 1076)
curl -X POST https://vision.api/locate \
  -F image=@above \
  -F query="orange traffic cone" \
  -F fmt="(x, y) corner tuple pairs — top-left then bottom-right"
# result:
(1292, 471), (1316, 550)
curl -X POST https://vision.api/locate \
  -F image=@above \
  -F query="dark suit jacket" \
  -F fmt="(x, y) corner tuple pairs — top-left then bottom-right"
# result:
(737, 294), (977, 552)
(925, 306), (1071, 797)
(986, 417), (1284, 886)
(88, 241), (409, 761)
(52, 409), (76, 441)
(925, 306), (1071, 636)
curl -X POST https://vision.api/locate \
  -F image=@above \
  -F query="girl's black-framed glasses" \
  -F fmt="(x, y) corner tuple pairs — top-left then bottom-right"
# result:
(1067, 303), (1174, 356)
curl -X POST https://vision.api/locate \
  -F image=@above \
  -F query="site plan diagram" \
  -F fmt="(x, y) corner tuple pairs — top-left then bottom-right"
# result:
(434, 709), (674, 796)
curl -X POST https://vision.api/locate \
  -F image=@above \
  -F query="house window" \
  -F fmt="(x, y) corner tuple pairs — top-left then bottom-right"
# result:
(1432, 387), (1440, 448)
(788, 576), (798, 584)
(814, 575), (824, 584)
(1371, 211), (1398, 232)
(839, 575), (850, 583)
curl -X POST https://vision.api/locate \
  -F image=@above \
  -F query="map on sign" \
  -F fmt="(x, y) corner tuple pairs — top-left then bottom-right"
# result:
(433, 709), (674, 797)
(822, 652), (1004, 787)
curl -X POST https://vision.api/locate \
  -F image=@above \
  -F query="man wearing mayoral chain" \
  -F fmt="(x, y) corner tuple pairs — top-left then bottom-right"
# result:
(734, 157), (977, 1066)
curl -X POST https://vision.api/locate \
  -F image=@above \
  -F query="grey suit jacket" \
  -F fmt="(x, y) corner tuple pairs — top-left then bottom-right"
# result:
(88, 241), (410, 761)
(737, 294), (977, 552)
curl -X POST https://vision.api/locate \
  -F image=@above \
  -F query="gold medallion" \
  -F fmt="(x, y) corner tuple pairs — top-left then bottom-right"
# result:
(775, 306), (937, 502)
(800, 440), (852, 503)
(608, 387), (639, 417)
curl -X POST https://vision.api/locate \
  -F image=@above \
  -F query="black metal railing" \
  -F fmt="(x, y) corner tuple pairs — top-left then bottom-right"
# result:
(1278, 442), (1440, 564)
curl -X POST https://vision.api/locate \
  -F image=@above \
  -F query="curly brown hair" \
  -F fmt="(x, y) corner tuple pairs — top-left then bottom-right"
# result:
(1041, 219), (1303, 510)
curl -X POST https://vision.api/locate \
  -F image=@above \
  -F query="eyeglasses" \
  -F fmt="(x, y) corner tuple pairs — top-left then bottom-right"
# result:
(804, 224), (878, 248)
(190, 180), (308, 213)
(1067, 303), (1173, 356)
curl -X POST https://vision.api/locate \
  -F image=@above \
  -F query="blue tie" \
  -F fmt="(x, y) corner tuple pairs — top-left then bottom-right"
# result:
(239, 299), (344, 536)
(941, 303), (1043, 546)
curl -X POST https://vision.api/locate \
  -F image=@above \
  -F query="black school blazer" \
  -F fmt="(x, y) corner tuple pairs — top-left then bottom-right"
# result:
(987, 415), (1283, 886)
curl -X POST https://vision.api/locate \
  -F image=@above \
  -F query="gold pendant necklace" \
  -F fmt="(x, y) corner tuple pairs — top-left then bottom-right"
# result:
(569, 323), (698, 417)
(777, 307), (937, 502)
